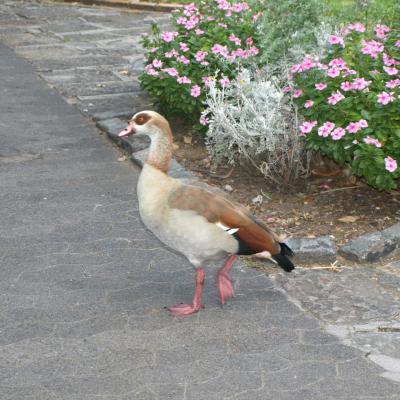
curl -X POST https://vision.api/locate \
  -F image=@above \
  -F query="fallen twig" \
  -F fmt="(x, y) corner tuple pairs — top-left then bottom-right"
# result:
(208, 167), (235, 179)
(317, 185), (359, 195)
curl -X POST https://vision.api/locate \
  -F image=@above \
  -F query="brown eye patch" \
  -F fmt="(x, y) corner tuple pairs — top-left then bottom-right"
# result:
(134, 113), (151, 125)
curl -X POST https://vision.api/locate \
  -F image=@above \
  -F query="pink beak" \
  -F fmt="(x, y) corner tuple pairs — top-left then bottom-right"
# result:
(118, 124), (135, 138)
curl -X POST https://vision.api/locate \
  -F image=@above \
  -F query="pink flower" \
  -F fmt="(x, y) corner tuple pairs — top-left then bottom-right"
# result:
(248, 47), (259, 56)
(200, 115), (210, 126)
(304, 100), (314, 108)
(283, 86), (291, 93)
(396, 40), (400, 48)
(195, 51), (208, 62)
(375, 24), (390, 39)
(318, 121), (335, 137)
(342, 69), (357, 77)
(328, 91), (345, 105)
(299, 120), (317, 135)
(377, 91), (395, 105)
(347, 22), (366, 33)
(177, 76), (191, 84)
(361, 40), (384, 58)
(164, 49), (178, 58)
(315, 82), (327, 91)
(297, 56), (316, 72)
(195, 28), (205, 35)
(329, 35), (345, 47)
(152, 59), (163, 69)
(252, 12), (261, 22)
(329, 58), (347, 69)
(144, 65), (159, 76)
(386, 79), (400, 89)
(352, 78), (371, 90)
(346, 122), (360, 133)
(190, 85), (201, 97)
(385, 156), (397, 173)
(219, 77), (230, 88)
(331, 127), (346, 140)
(164, 67), (178, 77)
(246, 37), (254, 46)
(383, 53), (399, 67)
(201, 61), (209, 66)
(231, 48), (248, 59)
(211, 44), (228, 57)
(179, 42), (189, 52)
(340, 81), (354, 91)
(176, 16), (187, 25)
(327, 68), (340, 78)
(293, 89), (303, 98)
(161, 31), (178, 42)
(229, 34), (241, 46)
(178, 55), (190, 64)
(202, 76), (213, 87)
(383, 66), (398, 76)
(363, 136), (382, 148)
(357, 119), (368, 128)
(184, 15), (200, 30)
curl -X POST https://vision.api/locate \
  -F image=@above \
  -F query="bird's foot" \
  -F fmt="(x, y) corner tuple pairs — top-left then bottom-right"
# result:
(166, 303), (204, 316)
(217, 271), (234, 305)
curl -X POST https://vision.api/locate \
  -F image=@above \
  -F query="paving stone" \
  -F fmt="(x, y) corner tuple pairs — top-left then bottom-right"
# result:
(286, 235), (336, 264)
(1, 2), (400, 399)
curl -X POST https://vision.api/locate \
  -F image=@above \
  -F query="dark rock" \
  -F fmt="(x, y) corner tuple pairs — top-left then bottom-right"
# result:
(286, 236), (336, 265)
(339, 227), (398, 262)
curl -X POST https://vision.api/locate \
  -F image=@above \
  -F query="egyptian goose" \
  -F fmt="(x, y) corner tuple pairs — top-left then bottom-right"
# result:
(118, 111), (295, 316)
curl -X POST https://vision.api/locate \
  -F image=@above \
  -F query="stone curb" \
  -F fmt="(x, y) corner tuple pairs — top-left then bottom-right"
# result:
(339, 223), (400, 263)
(96, 117), (338, 265)
(51, 0), (180, 12)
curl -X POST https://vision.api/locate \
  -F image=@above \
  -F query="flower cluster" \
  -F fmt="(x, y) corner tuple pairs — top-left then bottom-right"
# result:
(289, 22), (400, 190)
(139, 0), (262, 124)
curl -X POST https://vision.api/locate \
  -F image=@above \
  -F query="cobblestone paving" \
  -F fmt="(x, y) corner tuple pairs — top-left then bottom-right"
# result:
(1, 1), (400, 398)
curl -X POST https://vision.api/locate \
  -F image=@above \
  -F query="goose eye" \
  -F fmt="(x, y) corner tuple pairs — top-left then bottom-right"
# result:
(135, 113), (150, 125)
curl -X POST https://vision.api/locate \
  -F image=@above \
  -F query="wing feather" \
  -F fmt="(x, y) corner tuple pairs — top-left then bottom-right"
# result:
(168, 185), (281, 255)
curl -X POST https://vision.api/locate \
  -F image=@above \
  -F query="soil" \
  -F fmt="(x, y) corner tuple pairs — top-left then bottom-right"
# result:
(171, 122), (400, 248)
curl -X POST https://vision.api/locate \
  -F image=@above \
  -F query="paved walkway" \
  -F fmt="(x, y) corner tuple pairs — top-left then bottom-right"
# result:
(1, 1), (400, 399)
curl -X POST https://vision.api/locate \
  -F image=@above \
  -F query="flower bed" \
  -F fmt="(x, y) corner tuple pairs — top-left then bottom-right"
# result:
(289, 23), (399, 190)
(140, 0), (262, 126)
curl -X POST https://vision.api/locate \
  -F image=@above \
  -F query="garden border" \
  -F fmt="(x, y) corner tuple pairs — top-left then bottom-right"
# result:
(95, 117), (400, 266)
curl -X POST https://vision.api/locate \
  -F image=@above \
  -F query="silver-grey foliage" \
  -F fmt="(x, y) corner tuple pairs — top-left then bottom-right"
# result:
(203, 69), (311, 186)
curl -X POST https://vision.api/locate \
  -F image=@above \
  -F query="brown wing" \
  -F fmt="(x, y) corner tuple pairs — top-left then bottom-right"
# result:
(168, 185), (281, 255)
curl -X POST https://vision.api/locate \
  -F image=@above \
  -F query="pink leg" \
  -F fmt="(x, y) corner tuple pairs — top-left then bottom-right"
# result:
(217, 255), (237, 305)
(167, 268), (205, 316)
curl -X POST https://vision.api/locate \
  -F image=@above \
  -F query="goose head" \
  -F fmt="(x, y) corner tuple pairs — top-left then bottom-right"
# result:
(118, 111), (171, 139)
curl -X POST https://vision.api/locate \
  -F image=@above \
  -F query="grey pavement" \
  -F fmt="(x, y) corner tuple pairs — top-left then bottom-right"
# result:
(1, 1), (400, 399)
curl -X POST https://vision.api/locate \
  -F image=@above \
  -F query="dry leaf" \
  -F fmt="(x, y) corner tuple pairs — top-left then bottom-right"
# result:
(172, 143), (180, 150)
(338, 215), (359, 223)
(183, 135), (192, 144)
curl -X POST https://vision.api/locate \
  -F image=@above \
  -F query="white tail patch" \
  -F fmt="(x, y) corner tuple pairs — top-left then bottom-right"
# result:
(254, 251), (275, 262)
(216, 222), (238, 235)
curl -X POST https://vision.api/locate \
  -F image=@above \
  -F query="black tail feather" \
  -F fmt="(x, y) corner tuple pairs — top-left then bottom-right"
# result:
(272, 243), (295, 272)
(280, 242), (294, 257)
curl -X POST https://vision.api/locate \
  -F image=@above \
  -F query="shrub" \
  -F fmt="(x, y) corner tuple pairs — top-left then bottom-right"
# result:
(256, 0), (329, 65)
(139, 0), (263, 126)
(290, 22), (400, 190)
(203, 69), (311, 186)
(323, 0), (400, 26)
